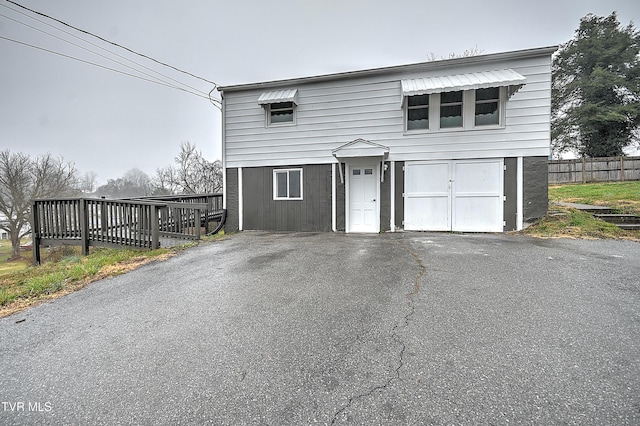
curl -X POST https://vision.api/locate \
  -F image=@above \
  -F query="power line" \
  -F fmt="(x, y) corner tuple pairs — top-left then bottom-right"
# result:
(0, 36), (213, 101)
(2, 0), (218, 101)
(0, 11), (212, 99)
(0, 3), (214, 100)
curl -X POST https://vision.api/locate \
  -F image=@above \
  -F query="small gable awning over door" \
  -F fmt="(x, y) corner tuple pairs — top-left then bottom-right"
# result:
(332, 139), (390, 183)
(257, 88), (298, 105)
(401, 69), (526, 104)
(332, 138), (389, 159)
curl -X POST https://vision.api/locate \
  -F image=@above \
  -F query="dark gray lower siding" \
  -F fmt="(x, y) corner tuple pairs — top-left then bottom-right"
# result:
(336, 164), (346, 232)
(523, 156), (549, 223)
(224, 168), (239, 233)
(504, 158), (518, 231)
(242, 164), (332, 232)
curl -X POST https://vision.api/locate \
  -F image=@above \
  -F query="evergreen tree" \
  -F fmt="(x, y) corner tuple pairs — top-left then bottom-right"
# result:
(552, 12), (640, 157)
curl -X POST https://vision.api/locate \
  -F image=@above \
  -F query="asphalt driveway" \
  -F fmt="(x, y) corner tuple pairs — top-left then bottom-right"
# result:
(1, 232), (639, 425)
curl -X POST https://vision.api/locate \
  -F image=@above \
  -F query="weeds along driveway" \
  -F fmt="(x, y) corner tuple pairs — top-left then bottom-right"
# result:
(1, 232), (639, 425)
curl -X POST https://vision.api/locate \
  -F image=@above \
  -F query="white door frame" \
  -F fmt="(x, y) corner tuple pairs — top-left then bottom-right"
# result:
(345, 159), (380, 233)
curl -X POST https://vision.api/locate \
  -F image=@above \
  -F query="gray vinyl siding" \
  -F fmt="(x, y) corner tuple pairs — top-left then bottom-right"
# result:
(223, 54), (552, 169)
(242, 165), (332, 232)
(523, 156), (549, 223)
(504, 158), (518, 231)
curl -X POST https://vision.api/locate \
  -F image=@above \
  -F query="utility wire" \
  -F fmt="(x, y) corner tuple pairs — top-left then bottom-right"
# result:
(5, 0), (218, 87)
(0, 3), (216, 101)
(0, 11), (212, 99)
(0, 36), (213, 101)
(3, 0), (221, 108)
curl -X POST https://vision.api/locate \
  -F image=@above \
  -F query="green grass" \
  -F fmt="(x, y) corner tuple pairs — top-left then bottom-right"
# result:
(0, 239), (31, 275)
(0, 247), (174, 311)
(524, 205), (629, 239)
(549, 181), (640, 214)
(0, 231), (227, 317)
(525, 181), (640, 240)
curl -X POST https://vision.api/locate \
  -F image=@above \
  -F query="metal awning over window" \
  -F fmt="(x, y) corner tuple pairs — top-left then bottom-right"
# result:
(401, 69), (526, 103)
(257, 88), (298, 105)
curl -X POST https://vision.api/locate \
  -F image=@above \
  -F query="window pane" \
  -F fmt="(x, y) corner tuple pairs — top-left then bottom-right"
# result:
(364, 169), (373, 175)
(475, 101), (499, 125)
(440, 105), (462, 128)
(407, 108), (429, 130)
(476, 87), (499, 101)
(408, 95), (429, 107)
(352, 169), (361, 175)
(276, 172), (288, 198)
(271, 102), (293, 109)
(441, 91), (462, 104)
(289, 170), (301, 198)
(271, 110), (293, 123)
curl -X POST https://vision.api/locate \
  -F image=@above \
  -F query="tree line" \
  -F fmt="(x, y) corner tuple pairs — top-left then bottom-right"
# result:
(0, 142), (221, 258)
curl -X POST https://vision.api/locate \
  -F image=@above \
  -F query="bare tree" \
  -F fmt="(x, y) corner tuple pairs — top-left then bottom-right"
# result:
(78, 171), (98, 194)
(0, 150), (77, 257)
(427, 45), (485, 61)
(155, 142), (222, 194)
(94, 168), (154, 198)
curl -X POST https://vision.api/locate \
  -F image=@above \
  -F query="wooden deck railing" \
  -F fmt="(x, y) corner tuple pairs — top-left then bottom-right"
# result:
(31, 194), (224, 264)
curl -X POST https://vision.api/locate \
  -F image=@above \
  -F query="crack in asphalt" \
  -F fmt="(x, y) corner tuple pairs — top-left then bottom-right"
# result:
(330, 245), (426, 425)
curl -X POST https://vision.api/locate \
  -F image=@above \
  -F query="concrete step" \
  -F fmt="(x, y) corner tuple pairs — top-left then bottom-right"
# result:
(617, 223), (640, 231)
(594, 214), (640, 224)
(558, 202), (614, 214)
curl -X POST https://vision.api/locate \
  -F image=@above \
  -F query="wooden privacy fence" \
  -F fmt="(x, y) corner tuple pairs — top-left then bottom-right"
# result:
(31, 194), (225, 264)
(549, 156), (640, 184)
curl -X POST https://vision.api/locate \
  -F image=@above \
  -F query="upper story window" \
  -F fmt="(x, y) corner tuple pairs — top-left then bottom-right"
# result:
(269, 102), (295, 125)
(401, 69), (526, 133)
(406, 95), (429, 131)
(273, 168), (303, 200)
(258, 89), (298, 127)
(440, 91), (463, 128)
(475, 87), (500, 126)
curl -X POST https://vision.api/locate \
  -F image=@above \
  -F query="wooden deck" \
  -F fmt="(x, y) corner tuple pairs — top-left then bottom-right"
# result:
(31, 194), (225, 264)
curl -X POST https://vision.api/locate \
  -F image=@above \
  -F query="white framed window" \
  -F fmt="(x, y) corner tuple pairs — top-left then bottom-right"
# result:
(440, 91), (463, 128)
(406, 94), (429, 131)
(273, 168), (303, 200)
(475, 87), (501, 126)
(267, 102), (295, 126)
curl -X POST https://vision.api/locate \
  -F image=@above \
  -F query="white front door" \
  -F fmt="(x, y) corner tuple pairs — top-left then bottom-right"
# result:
(348, 165), (379, 233)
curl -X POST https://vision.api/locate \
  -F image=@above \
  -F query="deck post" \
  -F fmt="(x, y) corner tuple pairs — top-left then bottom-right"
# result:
(195, 209), (201, 239)
(31, 202), (41, 265)
(79, 198), (89, 256)
(151, 205), (160, 249)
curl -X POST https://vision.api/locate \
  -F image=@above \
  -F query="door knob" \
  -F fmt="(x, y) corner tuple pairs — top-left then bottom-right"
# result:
(372, 199), (376, 202)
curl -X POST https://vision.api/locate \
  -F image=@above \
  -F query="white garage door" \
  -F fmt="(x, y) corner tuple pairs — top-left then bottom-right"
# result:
(404, 159), (504, 232)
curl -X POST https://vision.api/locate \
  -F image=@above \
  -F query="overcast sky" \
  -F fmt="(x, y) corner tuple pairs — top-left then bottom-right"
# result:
(1, 0), (639, 185)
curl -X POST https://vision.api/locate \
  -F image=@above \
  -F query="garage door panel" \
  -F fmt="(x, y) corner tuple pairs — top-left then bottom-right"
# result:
(454, 160), (502, 193)
(405, 162), (449, 193)
(405, 196), (450, 231)
(453, 195), (503, 232)
(452, 159), (503, 232)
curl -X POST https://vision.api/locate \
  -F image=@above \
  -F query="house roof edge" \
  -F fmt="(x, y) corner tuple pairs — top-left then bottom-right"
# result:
(217, 45), (558, 93)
